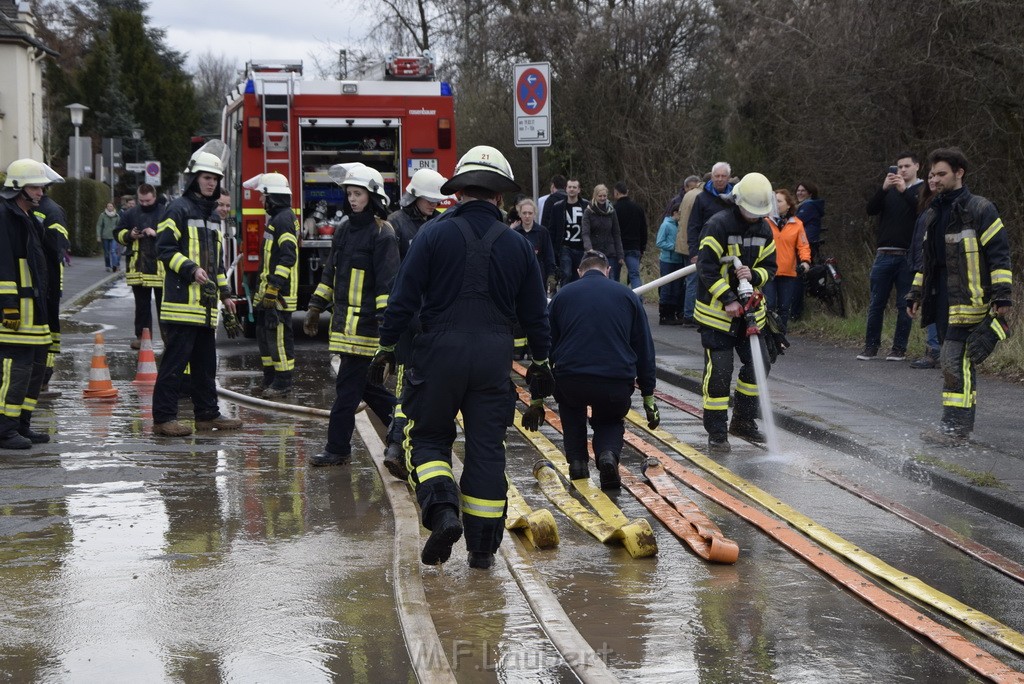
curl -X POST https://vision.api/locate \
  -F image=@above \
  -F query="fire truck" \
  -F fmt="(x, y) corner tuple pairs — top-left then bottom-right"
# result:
(220, 55), (457, 333)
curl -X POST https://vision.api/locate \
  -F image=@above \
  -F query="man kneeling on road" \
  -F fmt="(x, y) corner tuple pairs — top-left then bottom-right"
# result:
(526, 249), (659, 490)
(694, 172), (777, 454)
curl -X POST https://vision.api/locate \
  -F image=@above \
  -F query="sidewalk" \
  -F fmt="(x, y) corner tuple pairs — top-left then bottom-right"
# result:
(60, 255), (121, 312)
(646, 305), (1024, 526)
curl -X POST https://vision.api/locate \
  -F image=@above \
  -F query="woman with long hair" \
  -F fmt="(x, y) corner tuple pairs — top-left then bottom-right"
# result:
(765, 189), (811, 332)
(581, 184), (624, 280)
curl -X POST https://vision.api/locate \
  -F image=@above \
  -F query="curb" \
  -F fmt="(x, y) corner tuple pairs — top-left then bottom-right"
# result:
(654, 365), (1024, 529)
(60, 270), (122, 313)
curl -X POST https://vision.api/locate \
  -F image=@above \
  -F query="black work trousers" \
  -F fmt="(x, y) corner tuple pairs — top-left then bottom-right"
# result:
(701, 328), (770, 437)
(255, 309), (294, 374)
(554, 374), (634, 465)
(326, 353), (395, 456)
(405, 330), (513, 554)
(152, 323), (219, 424)
(132, 285), (163, 339)
(0, 343), (46, 438)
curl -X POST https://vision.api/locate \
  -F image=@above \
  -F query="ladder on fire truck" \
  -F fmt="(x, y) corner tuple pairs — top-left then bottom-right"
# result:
(248, 60), (303, 186)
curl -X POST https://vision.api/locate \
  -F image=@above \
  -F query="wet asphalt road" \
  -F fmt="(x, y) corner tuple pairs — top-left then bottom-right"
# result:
(1, 279), (1023, 682)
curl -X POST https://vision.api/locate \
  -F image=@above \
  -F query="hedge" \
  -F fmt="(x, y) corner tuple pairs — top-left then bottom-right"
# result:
(48, 179), (112, 257)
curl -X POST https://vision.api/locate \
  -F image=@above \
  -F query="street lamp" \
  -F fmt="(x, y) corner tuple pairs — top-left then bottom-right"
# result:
(65, 103), (88, 179)
(132, 128), (144, 187)
(66, 103), (89, 251)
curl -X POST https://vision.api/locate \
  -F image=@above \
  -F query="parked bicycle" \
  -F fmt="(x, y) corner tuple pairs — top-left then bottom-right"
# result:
(803, 240), (846, 317)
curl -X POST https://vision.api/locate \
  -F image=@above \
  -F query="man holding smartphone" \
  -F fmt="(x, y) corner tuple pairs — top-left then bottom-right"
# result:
(858, 152), (922, 361)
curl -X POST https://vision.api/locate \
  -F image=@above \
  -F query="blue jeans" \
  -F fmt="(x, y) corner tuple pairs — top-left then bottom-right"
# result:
(559, 247), (584, 285)
(762, 275), (800, 333)
(102, 238), (120, 269)
(658, 260), (684, 308)
(926, 323), (939, 354)
(623, 250), (643, 289)
(865, 252), (912, 352)
(683, 262), (698, 319)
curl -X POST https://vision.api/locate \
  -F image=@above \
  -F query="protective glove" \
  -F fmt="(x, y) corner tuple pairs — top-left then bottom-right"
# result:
(521, 399), (546, 431)
(258, 285), (280, 310)
(643, 395), (660, 429)
(966, 314), (1010, 365)
(1, 308), (20, 331)
(526, 359), (555, 398)
(797, 261), (810, 275)
(368, 344), (397, 386)
(546, 274), (558, 295)
(303, 306), (321, 337)
(199, 280), (220, 308)
(222, 310), (242, 339)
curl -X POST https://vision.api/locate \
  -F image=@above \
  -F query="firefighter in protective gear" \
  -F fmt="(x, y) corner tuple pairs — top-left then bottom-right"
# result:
(305, 163), (399, 466)
(244, 172), (299, 397)
(695, 172), (777, 454)
(907, 148), (1013, 446)
(374, 145), (551, 570)
(380, 168), (450, 480)
(0, 159), (57, 449)
(32, 165), (69, 403)
(152, 142), (243, 437)
(114, 183), (165, 348)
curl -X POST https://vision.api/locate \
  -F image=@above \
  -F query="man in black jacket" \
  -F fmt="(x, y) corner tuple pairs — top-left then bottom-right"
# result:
(543, 249), (659, 489)
(547, 178), (589, 287)
(612, 181), (647, 289)
(858, 152), (922, 361)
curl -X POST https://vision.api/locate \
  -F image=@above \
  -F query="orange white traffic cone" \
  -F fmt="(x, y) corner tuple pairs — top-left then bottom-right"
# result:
(133, 328), (158, 385)
(83, 332), (119, 400)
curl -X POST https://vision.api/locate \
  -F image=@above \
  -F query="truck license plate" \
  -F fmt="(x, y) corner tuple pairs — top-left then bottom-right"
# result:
(407, 158), (437, 177)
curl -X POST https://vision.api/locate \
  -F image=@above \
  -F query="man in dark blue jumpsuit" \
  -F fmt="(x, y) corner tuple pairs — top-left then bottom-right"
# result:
(541, 249), (660, 489)
(371, 145), (552, 570)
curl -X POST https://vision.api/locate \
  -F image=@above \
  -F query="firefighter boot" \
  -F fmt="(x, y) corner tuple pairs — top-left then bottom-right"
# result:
(195, 415), (244, 431)
(708, 434), (731, 454)
(568, 457), (589, 480)
(0, 430), (32, 449)
(468, 551), (495, 570)
(262, 371), (293, 399)
(383, 441), (409, 481)
(729, 418), (766, 443)
(421, 505), (463, 566)
(254, 366), (275, 395)
(920, 424), (969, 447)
(597, 451), (621, 490)
(18, 416), (49, 444)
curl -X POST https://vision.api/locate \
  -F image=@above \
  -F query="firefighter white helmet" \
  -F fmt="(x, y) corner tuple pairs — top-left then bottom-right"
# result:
(405, 168), (449, 202)
(731, 172), (775, 218)
(440, 145), (520, 194)
(183, 140), (228, 177)
(328, 163), (390, 207)
(4, 159), (59, 189)
(243, 172), (291, 196)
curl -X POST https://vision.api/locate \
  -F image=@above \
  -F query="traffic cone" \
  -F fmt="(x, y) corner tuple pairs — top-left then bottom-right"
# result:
(83, 332), (119, 399)
(133, 328), (158, 385)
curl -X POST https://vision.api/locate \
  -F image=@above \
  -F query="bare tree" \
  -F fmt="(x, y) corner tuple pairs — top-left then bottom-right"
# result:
(193, 51), (242, 135)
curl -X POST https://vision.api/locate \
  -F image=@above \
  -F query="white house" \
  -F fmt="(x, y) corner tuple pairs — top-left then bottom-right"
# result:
(0, 1), (56, 168)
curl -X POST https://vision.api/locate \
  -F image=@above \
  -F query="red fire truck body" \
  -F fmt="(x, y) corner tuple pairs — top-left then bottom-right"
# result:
(220, 58), (456, 326)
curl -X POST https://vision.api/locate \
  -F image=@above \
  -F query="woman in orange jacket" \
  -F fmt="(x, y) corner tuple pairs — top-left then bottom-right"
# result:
(765, 188), (811, 332)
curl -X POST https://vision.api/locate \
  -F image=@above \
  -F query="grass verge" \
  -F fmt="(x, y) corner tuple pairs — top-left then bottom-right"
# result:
(912, 454), (1005, 488)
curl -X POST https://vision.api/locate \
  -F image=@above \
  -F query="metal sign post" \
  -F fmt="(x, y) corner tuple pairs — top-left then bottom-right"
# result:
(513, 62), (552, 201)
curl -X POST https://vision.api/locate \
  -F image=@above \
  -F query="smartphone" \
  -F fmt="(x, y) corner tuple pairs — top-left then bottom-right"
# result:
(888, 165), (899, 175)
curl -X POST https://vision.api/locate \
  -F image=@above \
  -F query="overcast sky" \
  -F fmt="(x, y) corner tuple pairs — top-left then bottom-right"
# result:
(147, 0), (376, 74)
